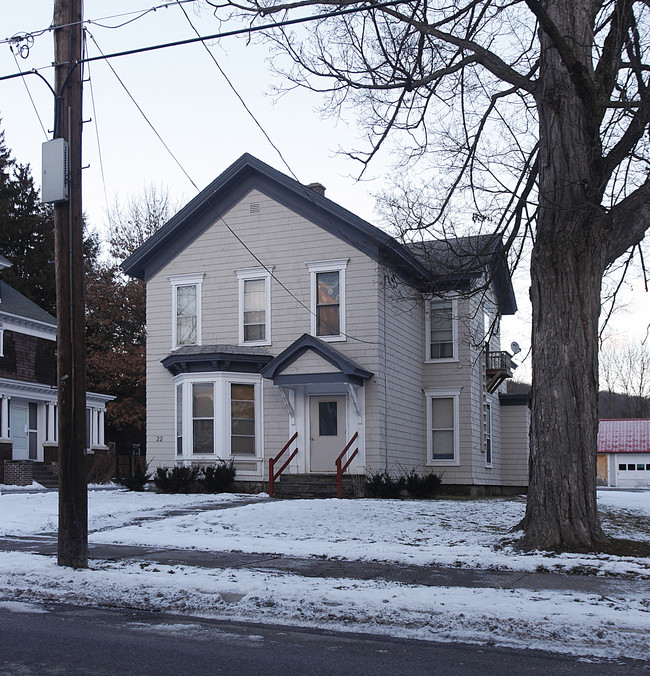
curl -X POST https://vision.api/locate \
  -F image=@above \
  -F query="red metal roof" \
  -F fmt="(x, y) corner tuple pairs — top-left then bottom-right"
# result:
(598, 419), (650, 454)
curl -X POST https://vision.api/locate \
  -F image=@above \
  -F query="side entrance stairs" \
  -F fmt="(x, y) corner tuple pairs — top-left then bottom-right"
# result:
(272, 473), (364, 499)
(31, 462), (59, 489)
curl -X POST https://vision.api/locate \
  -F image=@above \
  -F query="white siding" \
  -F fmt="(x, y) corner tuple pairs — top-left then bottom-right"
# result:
(145, 189), (382, 475)
(378, 272), (425, 473)
(499, 403), (530, 486)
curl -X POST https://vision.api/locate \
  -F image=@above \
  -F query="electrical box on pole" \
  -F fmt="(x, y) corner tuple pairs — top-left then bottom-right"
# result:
(41, 138), (69, 204)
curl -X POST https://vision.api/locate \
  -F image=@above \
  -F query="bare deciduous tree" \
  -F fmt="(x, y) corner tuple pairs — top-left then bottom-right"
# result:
(206, 0), (650, 550)
(600, 339), (650, 418)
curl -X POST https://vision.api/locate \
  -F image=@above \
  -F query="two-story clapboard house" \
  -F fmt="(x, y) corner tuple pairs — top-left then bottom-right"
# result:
(0, 253), (113, 485)
(122, 154), (529, 495)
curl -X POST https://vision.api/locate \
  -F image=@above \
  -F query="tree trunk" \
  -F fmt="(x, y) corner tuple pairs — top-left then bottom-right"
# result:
(521, 0), (608, 550)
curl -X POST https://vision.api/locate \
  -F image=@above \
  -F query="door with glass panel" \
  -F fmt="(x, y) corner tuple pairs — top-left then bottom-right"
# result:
(309, 395), (346, 472)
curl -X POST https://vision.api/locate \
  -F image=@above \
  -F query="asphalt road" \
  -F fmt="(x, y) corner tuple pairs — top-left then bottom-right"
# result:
(0, 602), (647, 675)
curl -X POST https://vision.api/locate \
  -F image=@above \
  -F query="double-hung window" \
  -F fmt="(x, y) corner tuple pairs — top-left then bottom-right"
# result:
(425, 298), (457, 362)
(169, 273), (204, 349)
(306, 259), (348, 341)
(426, 388), (460, 465)
(235, 267), (272, 345)
(192, 382), (214, 454)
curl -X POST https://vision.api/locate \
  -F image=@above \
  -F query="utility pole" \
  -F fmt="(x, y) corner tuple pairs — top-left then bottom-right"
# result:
(53, 0), (87, 568)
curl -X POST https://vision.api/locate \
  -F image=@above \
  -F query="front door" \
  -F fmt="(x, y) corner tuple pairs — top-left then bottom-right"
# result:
(11, 405), (28, 460)
(309, 395), (346, 473)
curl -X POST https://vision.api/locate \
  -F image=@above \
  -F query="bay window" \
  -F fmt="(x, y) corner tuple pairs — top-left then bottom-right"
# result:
(174, 374), (262, 459)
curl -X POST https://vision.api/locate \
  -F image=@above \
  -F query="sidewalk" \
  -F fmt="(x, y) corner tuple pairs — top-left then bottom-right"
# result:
(2, 532), (648, 598)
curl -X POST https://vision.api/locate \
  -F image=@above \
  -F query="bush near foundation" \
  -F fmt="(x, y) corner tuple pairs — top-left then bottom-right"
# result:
(152, 462), (236, 494)
(365, 469), (442, 499)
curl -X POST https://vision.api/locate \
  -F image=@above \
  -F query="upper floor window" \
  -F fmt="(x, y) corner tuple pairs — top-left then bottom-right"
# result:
(306, 259), (348, 341)
(169, 273), (204, 349)
(235, 267), (272, 346)
(426, 298), (458, 362)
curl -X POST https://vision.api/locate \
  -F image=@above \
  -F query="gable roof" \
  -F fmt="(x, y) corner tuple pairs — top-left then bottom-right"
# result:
(261, 333), (374, 386)
(598, 419), (650, 454)
(121, 154), (516, 314)
(407, 235), (517, 315)
(0, 280), (57, 326)
(121, 153), (431, 287)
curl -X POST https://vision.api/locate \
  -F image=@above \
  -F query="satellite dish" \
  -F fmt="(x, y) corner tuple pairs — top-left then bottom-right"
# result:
(510, 341), (521, 355)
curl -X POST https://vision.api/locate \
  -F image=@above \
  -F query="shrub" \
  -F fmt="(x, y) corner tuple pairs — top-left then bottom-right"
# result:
(119, 462), (150, 491)
(153, 465), (202, 493)
(404, 469), (442, 499)
(201, 460), (236, 493)
(364, 470), (405, 498)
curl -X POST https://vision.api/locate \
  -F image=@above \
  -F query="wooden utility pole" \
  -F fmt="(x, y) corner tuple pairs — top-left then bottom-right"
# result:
(53, 0), (87, 568)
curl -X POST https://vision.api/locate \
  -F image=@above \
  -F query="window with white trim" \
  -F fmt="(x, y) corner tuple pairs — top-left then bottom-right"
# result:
(175, 384), (183, 456)
(425, 298), (458, 362)
(235, 267), (272, 345)
(306, 259), (348, 340)
(230, 383), (256, 454)
(0, 329), (4, 357)
(192, 382), (214, 454)
(484, 401), (492, 466)
(174, 373), (263, 459)
(426, 388), (460, 465)
(169, 273), (204, 349)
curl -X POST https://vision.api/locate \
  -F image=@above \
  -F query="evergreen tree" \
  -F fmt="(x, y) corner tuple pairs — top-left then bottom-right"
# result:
(0, 124), (56, 315)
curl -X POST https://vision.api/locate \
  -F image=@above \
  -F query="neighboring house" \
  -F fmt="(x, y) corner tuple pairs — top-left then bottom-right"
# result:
(0, 254), (112, 484)
(597, 419), (650, 488)
(122, 154), (529, 494)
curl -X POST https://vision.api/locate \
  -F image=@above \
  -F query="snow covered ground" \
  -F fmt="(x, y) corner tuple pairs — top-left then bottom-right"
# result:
(0, 486), (648, 661)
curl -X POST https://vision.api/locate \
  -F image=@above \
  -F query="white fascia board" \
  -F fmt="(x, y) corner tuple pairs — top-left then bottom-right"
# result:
(0, 313), (57, 341)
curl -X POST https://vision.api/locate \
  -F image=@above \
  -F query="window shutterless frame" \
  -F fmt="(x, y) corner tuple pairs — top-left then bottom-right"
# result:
(306, 259), (348, 341)
(425, 388), (461, 466)
(235, 266), (273, 346)
(425, 297), (458, 363)
(168, 273), (204, 350)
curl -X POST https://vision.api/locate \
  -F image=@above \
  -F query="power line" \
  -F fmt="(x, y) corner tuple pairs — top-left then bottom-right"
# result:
(86, 60), (110, 213)
(0, 1), (404, 82)
(173, 3), (375, 343)
(85, 30), (199, 192)
(174, 0), (298, 181)
(0, 1), (199, 47)
(10, 46), (47, 139)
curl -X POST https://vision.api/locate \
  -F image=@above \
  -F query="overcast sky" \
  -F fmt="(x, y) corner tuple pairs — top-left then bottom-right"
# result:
(2, 1), (649, 381)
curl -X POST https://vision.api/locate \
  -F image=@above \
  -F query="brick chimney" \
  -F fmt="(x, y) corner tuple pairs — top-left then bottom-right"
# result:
(306, 182), (326, 196)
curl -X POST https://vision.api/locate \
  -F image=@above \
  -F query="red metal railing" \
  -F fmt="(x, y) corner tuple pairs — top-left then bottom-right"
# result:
(268, 432), (298, 498)
(335, 431), (359, 499)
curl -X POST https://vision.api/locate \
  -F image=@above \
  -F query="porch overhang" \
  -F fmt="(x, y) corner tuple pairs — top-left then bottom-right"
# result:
(162, 345), (273, 376)
(260, 334), (373, 387)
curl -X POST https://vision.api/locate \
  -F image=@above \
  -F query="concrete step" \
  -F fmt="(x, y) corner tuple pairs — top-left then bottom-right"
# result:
(273, 474), (364, 499)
